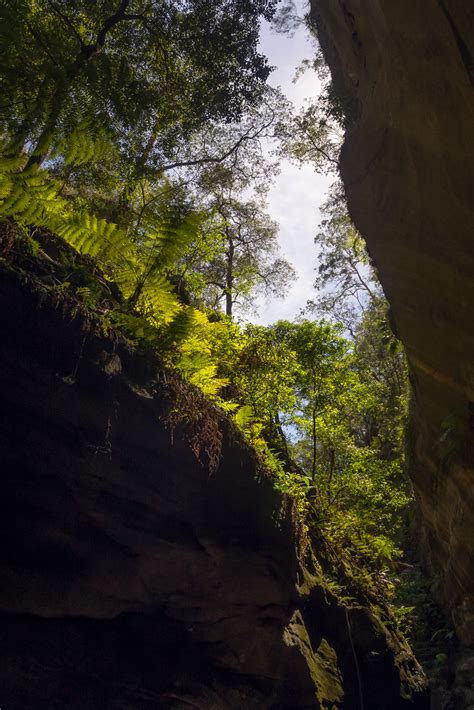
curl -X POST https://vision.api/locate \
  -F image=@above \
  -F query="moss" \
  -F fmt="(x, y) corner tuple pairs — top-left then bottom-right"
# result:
(284, 610), (344, 708)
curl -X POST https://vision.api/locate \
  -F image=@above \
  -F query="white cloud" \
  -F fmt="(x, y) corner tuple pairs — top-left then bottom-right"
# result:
(246, 3), (333, 325)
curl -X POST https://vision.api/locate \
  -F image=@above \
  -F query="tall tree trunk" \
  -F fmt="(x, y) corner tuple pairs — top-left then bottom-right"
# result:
(225, 233), (234, 317)
(311, 405), (317, 483)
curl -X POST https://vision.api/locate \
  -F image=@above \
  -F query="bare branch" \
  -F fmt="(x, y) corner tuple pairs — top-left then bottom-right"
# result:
(295, 116), (339, 166)
(160, 113), (276, 172)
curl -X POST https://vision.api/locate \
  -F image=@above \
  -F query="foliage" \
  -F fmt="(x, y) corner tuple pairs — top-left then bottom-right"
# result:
(164, 374), (224, 474)
(305, 181), (382, 333)
(0, 0), (294, 398)
(278, 65), (417, 617)
(278, 24), (344, 174)
(204, 315), (413, 591)
(0, 0), (421, 651)
(181, 196), (294, 316)
(0, 156), (199, 325)
(0, 0), (278, 170)
(295, 21), (347, 128)
(392, 567), (454, 670)
(279, 98), (341, 173)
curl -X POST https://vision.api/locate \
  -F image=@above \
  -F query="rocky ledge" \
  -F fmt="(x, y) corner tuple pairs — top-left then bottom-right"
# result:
(0, 262), (426, 708)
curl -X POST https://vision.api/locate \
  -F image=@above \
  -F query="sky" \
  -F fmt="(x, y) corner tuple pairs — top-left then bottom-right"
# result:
(249, 1), (333, 325)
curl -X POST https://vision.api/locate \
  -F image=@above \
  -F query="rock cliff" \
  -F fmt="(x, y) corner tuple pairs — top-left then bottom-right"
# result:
(0, 256), (426, 707)
(310, 0), (474, 699)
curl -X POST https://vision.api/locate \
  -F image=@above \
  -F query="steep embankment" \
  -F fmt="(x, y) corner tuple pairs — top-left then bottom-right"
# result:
(0, 248), (426, 708)
(311, 0), (474, 692)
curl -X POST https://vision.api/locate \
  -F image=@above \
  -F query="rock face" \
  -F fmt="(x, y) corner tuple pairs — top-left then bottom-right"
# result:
(310, 0), (474, 648)
(0, 265), (427, 707)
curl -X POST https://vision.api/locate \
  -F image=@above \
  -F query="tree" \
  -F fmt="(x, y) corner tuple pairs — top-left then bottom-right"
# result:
(220, 316), (410, 567)
(1, 0), (279, 170)
(306, 182), (381, 334)
(173, 121), (295, 318)
(227, 323), (299, 467)
(352, 297), (408, 460)
(195, 196), (294, 316)
(278, 30), (344, 174)
(284, 322), (351, 481)
(279, 99), (341, 173)
(0, 0), (298, 328)
(1, 3), (299, 321)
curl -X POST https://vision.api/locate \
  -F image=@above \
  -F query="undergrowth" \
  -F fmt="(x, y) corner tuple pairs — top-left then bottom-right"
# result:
(0, 220), (425, 668)
(163, 374), (224, 475)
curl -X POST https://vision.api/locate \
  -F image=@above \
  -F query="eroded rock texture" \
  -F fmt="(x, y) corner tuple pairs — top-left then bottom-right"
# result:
(310, 0), (474, 697)
(311, 0), (474, 631)
(0, 268), (427, 708)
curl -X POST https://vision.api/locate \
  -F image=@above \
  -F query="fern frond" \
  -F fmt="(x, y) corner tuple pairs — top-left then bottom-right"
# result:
(60, 119), (112, 167)
(0, 154), (28, 174)
(0, 161), (62, 225)
(144, 211), (202, 273)
(187, 363), (228, 398)
(111, 311), (159, 343)
(137, 272), (182, 324)
(234, 404), (255, 430)
(53, 211), (128, 262)
(160, 307), (197, 347)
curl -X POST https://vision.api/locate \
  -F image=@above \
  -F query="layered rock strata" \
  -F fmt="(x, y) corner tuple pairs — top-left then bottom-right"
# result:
(0, 265), (426, 708)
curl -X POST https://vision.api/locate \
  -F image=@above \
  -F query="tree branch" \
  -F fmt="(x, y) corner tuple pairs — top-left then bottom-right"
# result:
(296, 117), (339, 166)
(160, 113), (276, 172)
(96, 0), (132, 49)
(46, 0), (85, 49)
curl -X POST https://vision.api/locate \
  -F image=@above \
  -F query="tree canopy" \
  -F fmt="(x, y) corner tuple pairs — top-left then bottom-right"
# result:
(1, 0), (278, 167)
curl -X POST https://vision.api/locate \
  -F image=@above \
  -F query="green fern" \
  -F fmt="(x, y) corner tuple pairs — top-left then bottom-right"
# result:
(60, 120), (113, 167)
(52, 211), (126, 259)
(0, 149), (231, 402)
(0, 163), (60, 224)
(133, 274), (182, 324)
(160, 308), (198, 347)
(0, 157), (198, 332)
(234, 404), (255, 430)
(145, 212), (203, 270)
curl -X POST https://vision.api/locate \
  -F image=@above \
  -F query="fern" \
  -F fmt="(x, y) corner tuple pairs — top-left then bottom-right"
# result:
(0, 163), (60, 224)
(234, 404), (255, 430)
(145, 212), (203, 271)
(0, 148), (231, 402)
(0, 154), (28, 174)
(163, 308), (230, 399)
(52, 211), (126, 259)
(134, 273), (182, 324)
(60, 119), (113, 167)
(0, 164), (197, 333)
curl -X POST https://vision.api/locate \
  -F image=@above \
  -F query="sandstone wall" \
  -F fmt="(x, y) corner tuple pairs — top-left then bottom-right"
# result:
(311, 0), (474, 647)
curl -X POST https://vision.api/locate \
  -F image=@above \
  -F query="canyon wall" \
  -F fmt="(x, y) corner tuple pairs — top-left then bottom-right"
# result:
(311, 0), (474, 651)
(0, 264), (426, 708)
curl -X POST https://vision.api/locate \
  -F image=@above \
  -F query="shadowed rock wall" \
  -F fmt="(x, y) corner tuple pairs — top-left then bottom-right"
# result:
(310, 0), (474, 656)
(0, 266), (427, 708)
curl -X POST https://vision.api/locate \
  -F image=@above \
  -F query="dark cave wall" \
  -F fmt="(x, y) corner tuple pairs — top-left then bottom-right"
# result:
(310, 0), (474, 644)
